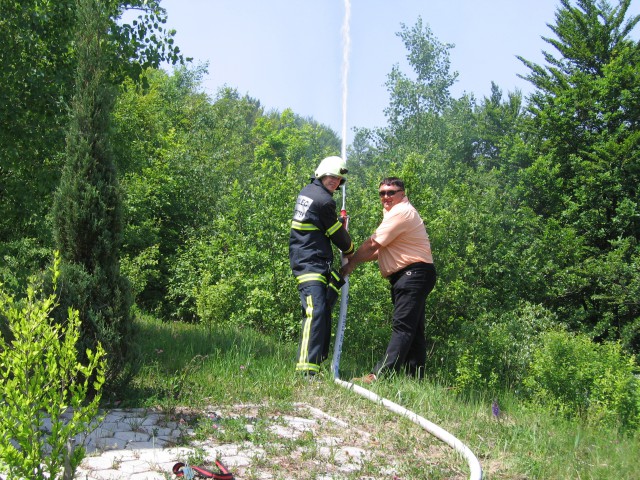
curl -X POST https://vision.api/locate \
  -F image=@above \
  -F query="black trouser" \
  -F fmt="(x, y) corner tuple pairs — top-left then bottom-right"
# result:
(295, 271), (343, 374)
(373, 262), (437, 378)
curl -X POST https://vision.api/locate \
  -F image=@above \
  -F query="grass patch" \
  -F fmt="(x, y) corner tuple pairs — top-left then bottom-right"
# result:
(114, 314), (639, 479)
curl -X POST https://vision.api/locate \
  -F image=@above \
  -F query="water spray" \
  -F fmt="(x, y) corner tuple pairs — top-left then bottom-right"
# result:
(340, 0), (351, 165)
(329, 1), (482, 478)
(332, 0), (351, 380)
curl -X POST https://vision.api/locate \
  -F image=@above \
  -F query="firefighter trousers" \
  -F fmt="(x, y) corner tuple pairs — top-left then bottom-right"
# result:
(295, 272), (343, 375)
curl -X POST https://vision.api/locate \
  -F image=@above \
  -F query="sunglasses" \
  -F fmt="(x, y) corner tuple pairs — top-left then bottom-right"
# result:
(378, 189), (401, 198)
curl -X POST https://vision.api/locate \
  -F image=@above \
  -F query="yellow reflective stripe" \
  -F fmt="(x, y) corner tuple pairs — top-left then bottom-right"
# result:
(297, 295), (314, 368)
(329, 282), (341, 294)
(296, 363), (320, 372)
(326, 221), (342, 236)
(296, 273), (327, 284)
(343, 242), (355, 255)
(291, 220), (319, 231)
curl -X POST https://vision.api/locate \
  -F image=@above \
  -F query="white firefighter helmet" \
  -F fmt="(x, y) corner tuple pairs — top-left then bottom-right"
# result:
(315, 156), (348, 184)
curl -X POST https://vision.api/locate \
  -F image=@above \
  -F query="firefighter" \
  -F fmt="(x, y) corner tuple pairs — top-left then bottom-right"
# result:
(289, 156), (354, 377)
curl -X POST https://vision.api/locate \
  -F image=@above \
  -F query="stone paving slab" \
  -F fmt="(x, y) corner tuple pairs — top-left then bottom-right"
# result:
(3, 404), (401, 480)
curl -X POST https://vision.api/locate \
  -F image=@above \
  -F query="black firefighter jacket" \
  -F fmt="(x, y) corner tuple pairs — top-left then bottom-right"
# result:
(289, 178), (354, 280)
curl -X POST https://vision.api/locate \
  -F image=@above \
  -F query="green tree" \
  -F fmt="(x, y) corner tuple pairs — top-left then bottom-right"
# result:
(113, 71), (265, 315)
(52, 0), (132, 387)
(0, 0), (76, 242)
(170, 108), (341, 333)
(518, 0), (640, 348)
(0, 0), (185, 261)
(344, 17), (574, 389)
(380, 17), (458, 156)
(474, 82), (528, 174)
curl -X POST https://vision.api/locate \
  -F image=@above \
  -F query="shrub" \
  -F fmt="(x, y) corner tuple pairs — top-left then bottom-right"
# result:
(453, 302), (559, 394)
(167, 233), (223, 322)
(120, 243), (161, 305)
(339, 264), (395, 368)
(523, 330), (640, 431)
(55, 260), (133, 388)
(0, 238), (51, 299)
(197, 274), (241, 334)
(0, 254), (106, 479)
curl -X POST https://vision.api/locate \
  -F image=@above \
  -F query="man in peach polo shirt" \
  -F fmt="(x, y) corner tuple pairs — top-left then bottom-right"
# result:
(341, 177), (436, 383)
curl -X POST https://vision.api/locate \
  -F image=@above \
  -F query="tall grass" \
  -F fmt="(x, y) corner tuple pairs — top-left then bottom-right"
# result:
(119, 314), (640, 479)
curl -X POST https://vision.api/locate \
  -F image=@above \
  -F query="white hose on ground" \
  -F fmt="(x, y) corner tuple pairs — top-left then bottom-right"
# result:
(331, 277), (482, 479)
(333, 376), (483, 479)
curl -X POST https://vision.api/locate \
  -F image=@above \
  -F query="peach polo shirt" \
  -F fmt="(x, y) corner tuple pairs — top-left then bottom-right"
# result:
(371, 196), (433, 278)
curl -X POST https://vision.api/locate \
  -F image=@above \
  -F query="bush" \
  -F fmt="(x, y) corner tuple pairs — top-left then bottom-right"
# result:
(120, 243), (161, 306)
(0, 254), (106, 479)
(197, 274), (241, 333)
(523, 330), (640, 432)
(167, 233), (224, 322)
(339, 264), (395, 369)
(56, 260), (133, 389)
(452, 302), (558, 394)
(196, 267), (299, 339)
(0, 238), (51, 299)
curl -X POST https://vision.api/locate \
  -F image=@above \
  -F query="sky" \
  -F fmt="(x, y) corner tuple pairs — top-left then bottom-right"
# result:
(155, 0), (640, 144)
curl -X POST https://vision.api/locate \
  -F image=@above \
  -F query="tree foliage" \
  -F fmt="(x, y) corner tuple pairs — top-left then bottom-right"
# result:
(52, 0), (132, 387)
(2, 0), (639, 431)
(347, 0), (640, 427)
(0, 0), (185, 244)
(518, 0), (640, 347)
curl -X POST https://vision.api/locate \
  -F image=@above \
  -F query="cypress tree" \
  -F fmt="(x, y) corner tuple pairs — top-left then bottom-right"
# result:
(52, 0), (133, 388)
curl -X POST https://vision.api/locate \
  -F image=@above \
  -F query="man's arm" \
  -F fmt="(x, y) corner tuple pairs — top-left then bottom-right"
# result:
(340, 236), (380, 276)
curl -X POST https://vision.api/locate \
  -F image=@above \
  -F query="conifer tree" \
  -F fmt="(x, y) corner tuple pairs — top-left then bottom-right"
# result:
(518, 0), (640, 348)
(52, 0), (133, 387)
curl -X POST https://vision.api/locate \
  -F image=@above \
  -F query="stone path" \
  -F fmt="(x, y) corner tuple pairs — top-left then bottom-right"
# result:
(71, 403), (398, 480)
